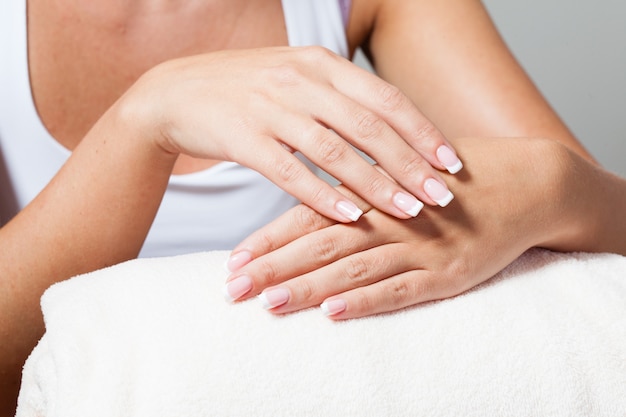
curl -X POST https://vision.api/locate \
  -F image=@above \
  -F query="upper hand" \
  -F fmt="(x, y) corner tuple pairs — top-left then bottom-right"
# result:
(123, 46), (461, 222)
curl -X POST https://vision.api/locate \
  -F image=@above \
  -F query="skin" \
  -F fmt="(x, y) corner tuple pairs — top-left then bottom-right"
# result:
(227, 137), (626, 317)
(1, 0), (454, 412)
(225, 1), (626, 314)
(1, 0), (624, 415)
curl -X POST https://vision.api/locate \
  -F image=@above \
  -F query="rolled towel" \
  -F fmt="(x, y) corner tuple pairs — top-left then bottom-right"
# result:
(16, 249), (626, 417)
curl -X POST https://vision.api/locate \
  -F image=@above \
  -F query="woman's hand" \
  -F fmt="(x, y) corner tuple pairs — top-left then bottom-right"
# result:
(222, 137), (602, 318)
(123, 46), (461, 222)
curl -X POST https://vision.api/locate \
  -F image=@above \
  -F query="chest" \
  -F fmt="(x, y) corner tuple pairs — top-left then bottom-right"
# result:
(27, 0), (288, 167)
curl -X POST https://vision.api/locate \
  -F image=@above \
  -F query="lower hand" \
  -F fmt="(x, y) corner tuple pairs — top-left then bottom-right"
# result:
(223, 137), (583, 318)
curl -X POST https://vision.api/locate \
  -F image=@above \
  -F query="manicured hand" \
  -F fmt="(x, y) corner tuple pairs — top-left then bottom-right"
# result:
(127, 46), (461, 223)
(223, 138), (581, 318)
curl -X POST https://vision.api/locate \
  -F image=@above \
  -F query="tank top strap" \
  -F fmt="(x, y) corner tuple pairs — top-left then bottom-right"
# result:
(281, 0), (349, 58)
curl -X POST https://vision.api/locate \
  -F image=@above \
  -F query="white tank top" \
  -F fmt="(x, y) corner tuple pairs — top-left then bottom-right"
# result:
(0, 0), (349, 256)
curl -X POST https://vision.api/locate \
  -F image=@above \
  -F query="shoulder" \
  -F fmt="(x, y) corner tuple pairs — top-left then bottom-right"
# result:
(347, 0), (423, 55)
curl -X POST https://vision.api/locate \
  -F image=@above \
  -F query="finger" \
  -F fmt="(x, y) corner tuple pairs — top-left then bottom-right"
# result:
(327, 55), (464, 174)
(283, 83), (456, 208)
(226, 185), (372, 272)
(254, 243), (417, 314)
(237, 138), (367, 224)
(225, 214), (380, 301)
(272, 114), (431, 217)
(320, 269), (445, 320)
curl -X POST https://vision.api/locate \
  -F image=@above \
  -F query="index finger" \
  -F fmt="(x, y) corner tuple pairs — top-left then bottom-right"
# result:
(328, 54), (463, 174)
(225, 185), (372, 273)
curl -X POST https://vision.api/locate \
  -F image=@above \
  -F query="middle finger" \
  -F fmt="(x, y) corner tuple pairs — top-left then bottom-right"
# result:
(224, 216), (387, 302)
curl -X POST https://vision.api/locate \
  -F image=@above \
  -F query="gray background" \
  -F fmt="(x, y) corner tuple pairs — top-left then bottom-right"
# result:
(353, 1), (626, 177)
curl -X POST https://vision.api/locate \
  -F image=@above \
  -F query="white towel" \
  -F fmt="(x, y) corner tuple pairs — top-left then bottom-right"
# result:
(16, 249), (626, 417)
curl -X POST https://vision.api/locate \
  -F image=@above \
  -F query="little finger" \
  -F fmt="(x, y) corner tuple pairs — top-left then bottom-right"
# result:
(256, 244), (416, 314)
(321, 269), (460, 320)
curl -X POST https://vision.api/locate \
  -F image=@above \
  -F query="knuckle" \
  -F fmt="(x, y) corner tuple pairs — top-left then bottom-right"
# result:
(303, 182), (326, 207)
(301, 45), (335, 62)
(255, 231), (276, 253)
(252, 259), (282, 288)
(377, 83), (406, 113)
(293, 205), (326, 231)
(388, 280), (413, 305)
(275, 158), (303, 183)
(316, 135), (350, 166)
(388, 277), (431, 306)
(344, 256), (371, 285)
(351, 290), (373, 313)
(269, 63), (303, 87)
(412, 122), (440, 144)
(297, 280), (316, 304)
(353, 111), (386, 143)
(309, 237), (339, 263)
(362, 173), (389, 197)
(397, 155), (429, 178)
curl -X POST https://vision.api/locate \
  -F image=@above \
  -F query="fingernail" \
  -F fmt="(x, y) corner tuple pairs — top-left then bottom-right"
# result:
(226, 250), (253, 272)
(436, 145), (463, 174)
(424, 178), (454, 207)
(258, 288), (290, 309)
(393, 192), (424, 217)
(320, 299), (347, 316)
(335, 200), (363, 222)
(223, 275), (253, 302)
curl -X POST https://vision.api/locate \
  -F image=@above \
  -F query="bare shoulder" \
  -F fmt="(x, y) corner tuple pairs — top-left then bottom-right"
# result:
(347, 0), (431, 56)
(345, 0), (380, 55)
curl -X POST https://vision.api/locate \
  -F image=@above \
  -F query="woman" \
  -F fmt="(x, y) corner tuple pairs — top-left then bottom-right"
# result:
(1, 0), (624, 415)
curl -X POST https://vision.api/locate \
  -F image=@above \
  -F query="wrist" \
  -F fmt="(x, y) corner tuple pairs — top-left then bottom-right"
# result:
(111, 64), (181, 160)
(531, 139), (626, 255)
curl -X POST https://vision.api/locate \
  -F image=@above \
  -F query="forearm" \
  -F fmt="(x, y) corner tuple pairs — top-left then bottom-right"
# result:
(367, 0), (595, 162)
(0, 97), (177, 414)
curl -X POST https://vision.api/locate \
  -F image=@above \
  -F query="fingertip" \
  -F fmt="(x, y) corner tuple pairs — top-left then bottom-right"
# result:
(335, 200), (363, 222)
(436, 145), (463, 174)
(392, 192), (424, 217)
(423, 178), (454, 208)
(225, 250), (253, 272)
(320, 299), (347, 316)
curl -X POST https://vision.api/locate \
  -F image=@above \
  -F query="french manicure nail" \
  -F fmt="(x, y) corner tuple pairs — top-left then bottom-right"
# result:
(258, 288), (290, 309)
(424, 178), (454, 207)
(226, 250), (253, 272)
(223, 275), (253, 302)
(436, 145), (463, 174)
(320, 299), (347, 316)
(393, 192), (424, 217)
(335, 200), (363, 222)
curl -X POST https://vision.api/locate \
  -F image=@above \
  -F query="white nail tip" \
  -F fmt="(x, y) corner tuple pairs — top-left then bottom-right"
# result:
(258, 292), (272, 310)
(336, 201), (363, 222)
(434, 191), (454, 207)
(347, 208), (363, 222)
(406, 200), (425, 217)
(222, 285), (235, 303)
(445, 160), (463, 174)
(320, 302), (331, 316)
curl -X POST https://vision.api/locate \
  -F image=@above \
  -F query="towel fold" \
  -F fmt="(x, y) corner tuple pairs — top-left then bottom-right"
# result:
(16, 249), (626, 417)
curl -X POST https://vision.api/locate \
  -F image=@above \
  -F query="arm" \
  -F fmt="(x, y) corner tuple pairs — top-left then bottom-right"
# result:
(0, 45), (463, 414)
(0, 99), (175, 415)
(363, 0), (594, 159)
